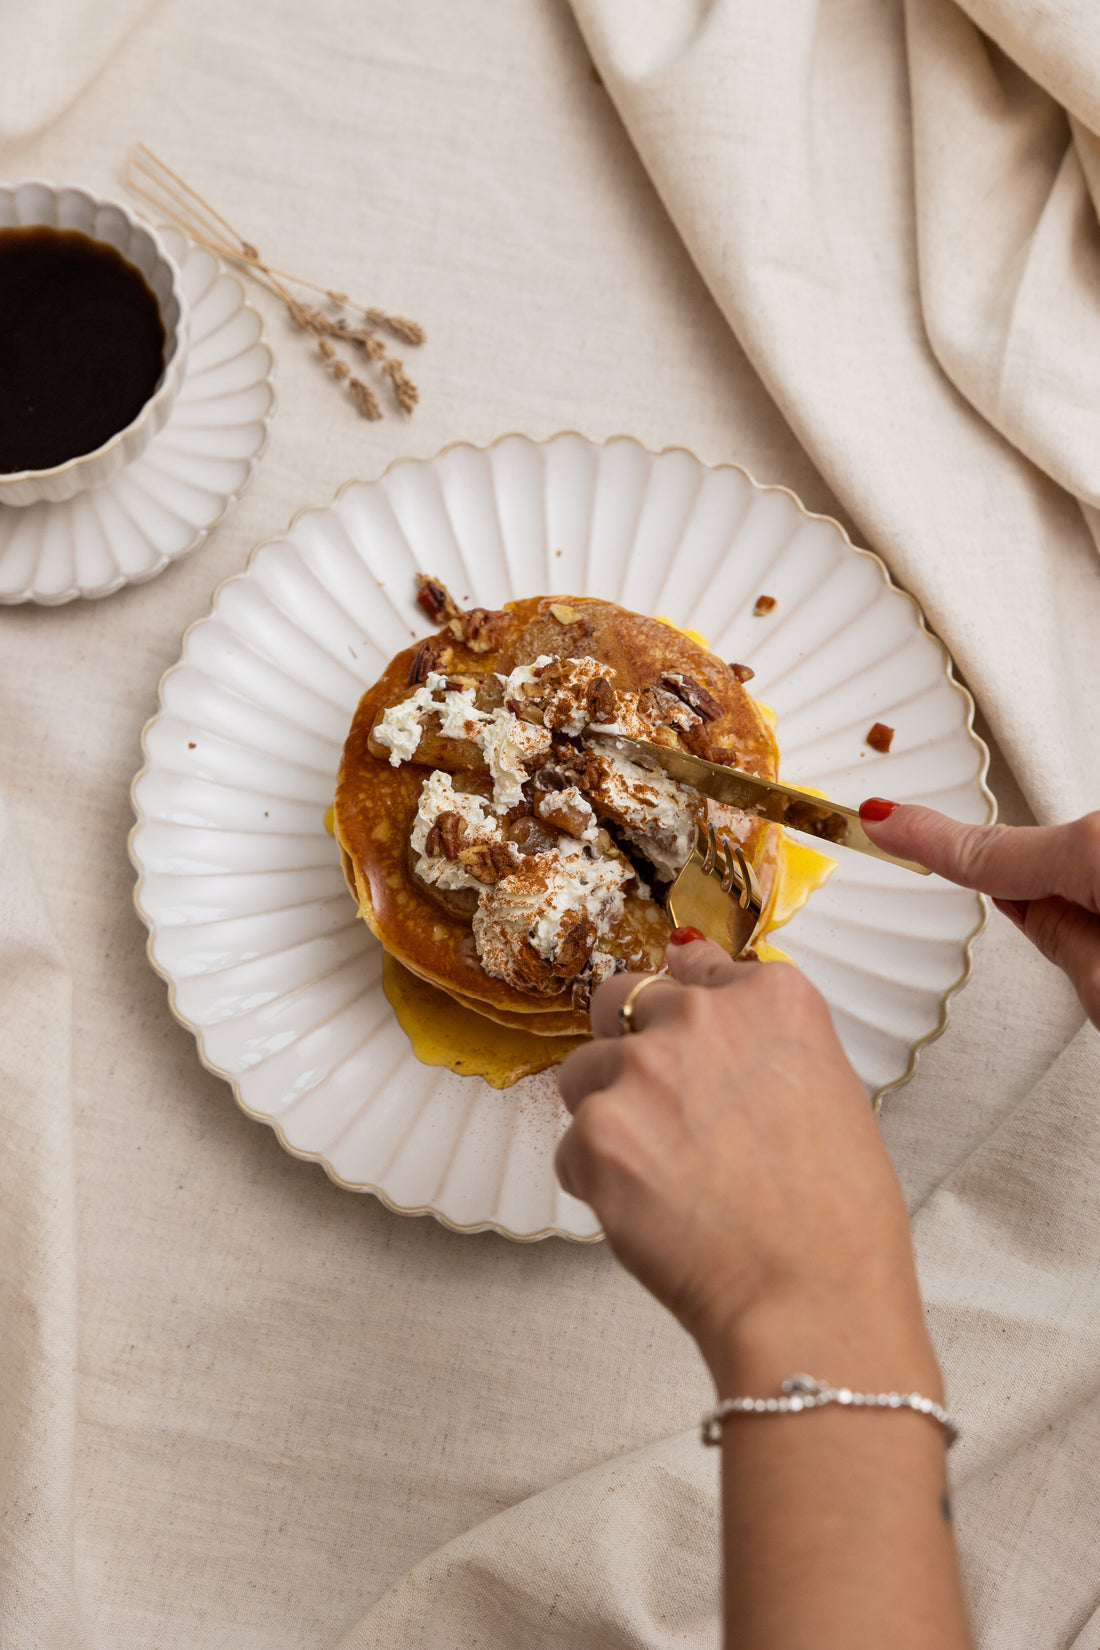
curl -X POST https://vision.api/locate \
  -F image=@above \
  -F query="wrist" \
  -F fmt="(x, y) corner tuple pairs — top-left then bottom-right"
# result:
(699, 1288), (944, 1407)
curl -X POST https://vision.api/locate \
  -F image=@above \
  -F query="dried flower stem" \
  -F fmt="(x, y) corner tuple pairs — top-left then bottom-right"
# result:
(124, 144), (425, 419)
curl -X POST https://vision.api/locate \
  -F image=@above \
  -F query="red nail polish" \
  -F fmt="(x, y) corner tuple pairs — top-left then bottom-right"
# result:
(669, 925), (706, 945)
(993, 898), (1030, 930)
(859, 797), (899, 823)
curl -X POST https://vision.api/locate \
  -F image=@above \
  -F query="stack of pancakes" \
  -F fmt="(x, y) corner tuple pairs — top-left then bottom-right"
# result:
(334, 591), (779, 1039)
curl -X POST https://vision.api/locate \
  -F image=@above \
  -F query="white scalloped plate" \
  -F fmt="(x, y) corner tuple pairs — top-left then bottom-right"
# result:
(0, 226), (274, 603)
(130, 434), (992, 1242)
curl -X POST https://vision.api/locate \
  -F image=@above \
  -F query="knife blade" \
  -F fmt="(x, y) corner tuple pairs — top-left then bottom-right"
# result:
(594, 735), (930, 875)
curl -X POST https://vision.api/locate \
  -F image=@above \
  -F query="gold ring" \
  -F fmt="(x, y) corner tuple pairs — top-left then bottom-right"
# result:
(617, 971), (677, 1036)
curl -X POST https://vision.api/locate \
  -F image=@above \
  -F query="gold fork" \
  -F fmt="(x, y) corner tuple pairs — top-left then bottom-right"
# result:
(665, 821), (764, 958)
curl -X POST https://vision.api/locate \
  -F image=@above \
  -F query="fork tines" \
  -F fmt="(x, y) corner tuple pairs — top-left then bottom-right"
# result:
(696, 822), (762, 914)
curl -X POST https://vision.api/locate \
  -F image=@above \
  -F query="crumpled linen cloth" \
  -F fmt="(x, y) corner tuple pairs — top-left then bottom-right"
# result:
(1, 2), (1099, 1648)
(354, 1023), (1100, 1650)
(0, 0), (152, 146)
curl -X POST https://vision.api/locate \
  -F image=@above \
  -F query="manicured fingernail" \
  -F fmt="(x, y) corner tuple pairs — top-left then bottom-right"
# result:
(859, 797), (899, 823)
(993, 898), (1030, 930)
(669, 925), (706, 945)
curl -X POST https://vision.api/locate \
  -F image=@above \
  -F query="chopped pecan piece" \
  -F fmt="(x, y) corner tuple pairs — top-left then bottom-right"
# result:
(457, 840), (519, 884)
(440, 810), (466, 859)
(866, 722), (895, 753)
(660, 672), (723, 721)
(585, 675), (616, 724)
(583, 750), (606, 791)
(784, 800), (847, 843)
(550, 910), (597, 976)
(424, 811), (466, 859)
(408, 636), (453, 685)
(536, 659), (563, 683)
(753, 594), (777, 616)
(415, 574), (463, 624)
(680, 724), (734, 763)
(563, 746), (608, 793)
(461, 606), (511, 654)
(728, 662), (755, 683)
(549, 602), (579, 624)
(639, 685), (699, 732)
(505, 696), (545, 725)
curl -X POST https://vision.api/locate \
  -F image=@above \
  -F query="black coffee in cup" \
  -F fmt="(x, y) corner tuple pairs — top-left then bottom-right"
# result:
(0, 226), (166, 475)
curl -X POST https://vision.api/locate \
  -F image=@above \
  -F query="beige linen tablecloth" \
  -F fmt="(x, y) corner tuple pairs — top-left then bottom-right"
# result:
(1, 3), (1098, 1647)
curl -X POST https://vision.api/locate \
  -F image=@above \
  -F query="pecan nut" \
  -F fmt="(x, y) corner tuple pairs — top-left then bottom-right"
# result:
(457, 840), (519, 884)
(408, 636), (453, 685)
(784, 800), (847, 843)
(639, 684), (699, 731)
(459, 607), (511, 654)
(415, 574), (463, 624)
(585, 675), (616, 724)
(680, 724), (729, 761)
(660, 672), (723, 721)
(423, 811), (467, 859)
(550, 909), (597, 976)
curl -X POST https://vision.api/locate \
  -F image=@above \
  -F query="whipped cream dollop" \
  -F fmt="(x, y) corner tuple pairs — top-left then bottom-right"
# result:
(410, 771), (501, 893)
(585, 744), (697, 881)
(472, 838), (628, 993)
(373, 669), (550, 810)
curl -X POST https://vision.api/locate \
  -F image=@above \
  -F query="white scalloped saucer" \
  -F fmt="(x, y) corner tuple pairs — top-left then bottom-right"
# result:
(0, 227), (275, 604)
(129, 434), (993, 1242)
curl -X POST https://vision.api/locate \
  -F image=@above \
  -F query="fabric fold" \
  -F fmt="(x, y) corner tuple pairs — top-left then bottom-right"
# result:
(0, 0), (154, 147)
(569, 0), (1100, 821)
(341, 1432), (720, 1650)
(349, 1022), (1100, 1649)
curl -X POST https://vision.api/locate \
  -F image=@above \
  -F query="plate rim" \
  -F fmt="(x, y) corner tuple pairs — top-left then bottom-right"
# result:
(0, 223), (277, 606)
(128, 430), (995, 1242)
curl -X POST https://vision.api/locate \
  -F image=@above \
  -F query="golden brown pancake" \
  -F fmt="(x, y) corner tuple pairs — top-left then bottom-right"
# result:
(335, 593), (779, 1036)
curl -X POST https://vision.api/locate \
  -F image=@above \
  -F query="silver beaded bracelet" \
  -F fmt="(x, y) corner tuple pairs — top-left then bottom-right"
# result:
(701, 1373), (958, 1447)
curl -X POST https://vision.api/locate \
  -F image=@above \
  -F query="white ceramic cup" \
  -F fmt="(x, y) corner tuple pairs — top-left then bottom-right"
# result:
(0, 181), (189, 507)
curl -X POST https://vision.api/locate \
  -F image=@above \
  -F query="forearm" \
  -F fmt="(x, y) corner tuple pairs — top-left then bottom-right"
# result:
(705, 1299), (971, 1650)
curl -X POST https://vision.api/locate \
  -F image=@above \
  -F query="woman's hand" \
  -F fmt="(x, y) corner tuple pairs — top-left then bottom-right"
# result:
(860, 801), (1100, 1027)
(556, 938), (937, 1389)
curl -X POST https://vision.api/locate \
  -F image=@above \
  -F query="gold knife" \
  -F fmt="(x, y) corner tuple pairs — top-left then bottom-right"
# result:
(595, 735), (930, 875)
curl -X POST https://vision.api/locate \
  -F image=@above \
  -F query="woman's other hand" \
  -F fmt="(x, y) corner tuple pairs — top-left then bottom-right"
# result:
(861, 802), (1100, 1027)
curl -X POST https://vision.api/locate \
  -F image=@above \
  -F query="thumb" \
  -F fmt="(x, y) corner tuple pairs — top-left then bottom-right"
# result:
(859, 803), (1100, 911)
(665, 932), (749, 988)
